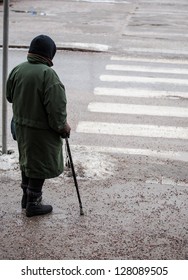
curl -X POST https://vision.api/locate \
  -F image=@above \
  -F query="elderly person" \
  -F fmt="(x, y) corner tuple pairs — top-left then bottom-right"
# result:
(6, 35), (71, 217)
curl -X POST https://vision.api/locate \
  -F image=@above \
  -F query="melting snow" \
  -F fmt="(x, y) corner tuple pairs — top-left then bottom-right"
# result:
(0, 150), (19, 171)
(0, 145), (116, 179)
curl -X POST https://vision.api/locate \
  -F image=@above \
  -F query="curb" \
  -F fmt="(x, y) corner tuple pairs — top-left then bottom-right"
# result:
(0, 42), (110, 53)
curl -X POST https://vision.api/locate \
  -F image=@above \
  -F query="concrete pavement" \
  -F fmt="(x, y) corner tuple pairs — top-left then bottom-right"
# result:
(1, 0), (188, 57)
(0, 0), (137, 52)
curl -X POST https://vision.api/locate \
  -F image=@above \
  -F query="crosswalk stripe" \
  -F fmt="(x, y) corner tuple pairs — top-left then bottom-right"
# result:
(88, 102), (188, 118)
(110, 56), (188, 65)
(106, 64), (188, 75)
(100, 74), (188, 85)
(76, 121), (188, 140)
(94, 87), (188, 99)
(77, 52), (188, 162)
(72, 145), (188, 162)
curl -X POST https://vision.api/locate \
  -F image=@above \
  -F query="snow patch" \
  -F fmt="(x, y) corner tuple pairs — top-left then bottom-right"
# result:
(0, 150), (19, 171)
(59, 42), (109, 52)
(0, 145), (115, 180)
(64, 145), (116, 179)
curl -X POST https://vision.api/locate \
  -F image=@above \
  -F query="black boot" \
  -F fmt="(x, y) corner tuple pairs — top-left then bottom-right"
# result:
(21, 184), (42, 209)
(26, 190), (52, 217)
(21, 183), (27, 209)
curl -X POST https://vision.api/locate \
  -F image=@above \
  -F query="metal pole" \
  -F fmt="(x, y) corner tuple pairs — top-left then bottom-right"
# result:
(2, 0), (9, 154)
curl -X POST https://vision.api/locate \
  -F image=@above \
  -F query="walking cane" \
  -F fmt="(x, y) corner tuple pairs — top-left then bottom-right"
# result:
(65, 137), (84, 216)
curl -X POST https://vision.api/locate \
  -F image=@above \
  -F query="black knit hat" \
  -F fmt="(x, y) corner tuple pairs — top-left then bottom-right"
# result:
(29, 35), (56, 60)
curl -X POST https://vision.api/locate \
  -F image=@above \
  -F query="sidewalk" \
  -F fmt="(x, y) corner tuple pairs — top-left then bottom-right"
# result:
(0, 0), (136, 52)
(1, 151), (188, 259)
(1, 0), (187, 56)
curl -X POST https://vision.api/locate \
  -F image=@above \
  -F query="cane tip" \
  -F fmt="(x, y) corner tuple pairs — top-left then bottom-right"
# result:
(80, 208), (84, 216)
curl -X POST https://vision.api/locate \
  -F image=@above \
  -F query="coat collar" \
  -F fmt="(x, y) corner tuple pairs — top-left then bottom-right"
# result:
(27, 53), (53, 67)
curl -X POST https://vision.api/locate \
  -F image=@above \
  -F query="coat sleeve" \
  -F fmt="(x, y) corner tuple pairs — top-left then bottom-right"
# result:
(43, 71), (68, 134)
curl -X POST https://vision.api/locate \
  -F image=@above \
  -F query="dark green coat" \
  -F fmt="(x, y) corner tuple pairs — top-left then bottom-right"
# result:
(6, 54), (67, 179)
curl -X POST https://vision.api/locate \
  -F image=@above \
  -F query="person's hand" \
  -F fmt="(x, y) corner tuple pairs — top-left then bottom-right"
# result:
(61, 122), (71, 138)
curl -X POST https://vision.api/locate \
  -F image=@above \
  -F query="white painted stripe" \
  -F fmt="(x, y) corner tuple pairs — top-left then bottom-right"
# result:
(94, 87), (188, 99)
(73, 144), (188, 162)
(136, 0), (188, 4)
(100, 75), (188, 85)
(123, 32), (188, 39)
(85, 0), (128, 2)
(88, 102), (188, 118)
(111, 56), (188, 65)
(123, 47), (188, 55)
(76, 0), (128, 3)
(76, 121), (188, 140)
(106, 64), (188, 75)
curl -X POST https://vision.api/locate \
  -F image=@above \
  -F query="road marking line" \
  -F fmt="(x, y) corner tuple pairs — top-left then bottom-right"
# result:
(76, 121), (188, 140)
(94, 87), (188, 99)
(123, 32), (188, 39)
(106, 64), (188, 75)
(88, 102), (188, 118)
(110, 56), (188, 65)
(73, 144), (188, 162)
(77, 0), (128, 3)
(100, 74), (188, 85)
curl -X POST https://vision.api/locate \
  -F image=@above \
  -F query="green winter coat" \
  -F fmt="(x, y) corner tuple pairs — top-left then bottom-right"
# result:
(6, 54), (67, 179)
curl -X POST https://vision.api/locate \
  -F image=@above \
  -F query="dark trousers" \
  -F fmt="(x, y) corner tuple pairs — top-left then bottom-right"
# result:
(21, 171), (45, 193)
